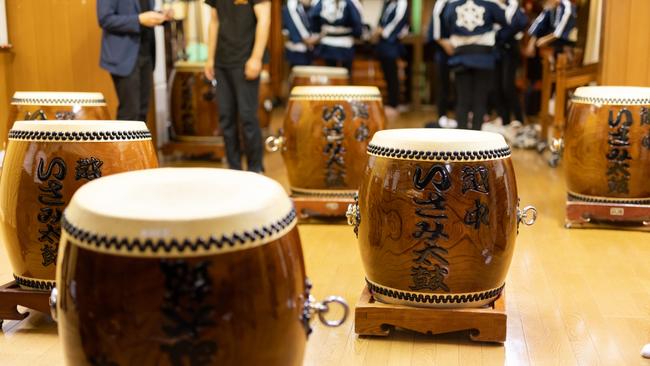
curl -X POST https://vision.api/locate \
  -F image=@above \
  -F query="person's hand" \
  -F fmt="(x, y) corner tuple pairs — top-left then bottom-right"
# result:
(204, 59), (215, 81)
(438, 39), (455, 56)
(139, 11), (166, 27)
(536, 33), (556, 48)
(245, 57), (263, 80)
(371, 27), (383, 43)
(524, 39), (536, 57)
(304, 35), (320, 49)
(162, 8), (174, 21)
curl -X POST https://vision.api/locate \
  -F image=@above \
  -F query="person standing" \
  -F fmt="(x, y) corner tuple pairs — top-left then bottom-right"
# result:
(283, 0), (316, 68)
(426, 0), (456, 128)
(204, 0), (271, 173)
(373, 0), (409, 118)
(438, 0), (518, 130)
(525, 0), (576, 57)
(310, 0), (363, 73)
(97, 0), (170, 122)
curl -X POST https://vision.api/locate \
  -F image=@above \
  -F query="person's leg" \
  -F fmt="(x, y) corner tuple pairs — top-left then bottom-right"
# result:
(138, 56), (154, 122)
(231, 67), (264, 173)
(325, 59), (337, 67)
(437, 59), (452, 117)
(471, 68), (491, 130)
(454, 68), (472, 129)
(215, 67), (243, 170)
(505, 45), (524, 123)
(111, 64), (141, 121)
(379, 57), (399, 108)
(495, 58), (510, 125)
(341, 59), (353, 77)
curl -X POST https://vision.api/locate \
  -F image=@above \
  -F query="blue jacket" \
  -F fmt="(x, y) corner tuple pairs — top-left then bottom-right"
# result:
(97, 0), (155, 77)
(376, 0), (409, 59)
(428, 0), (451, 64)
(528, 0), (576, 44)
(495, 6), (528, 58)
(440, 0), (519, 70)
(310, 0), (363, 62)
(283, 1), (313, 66)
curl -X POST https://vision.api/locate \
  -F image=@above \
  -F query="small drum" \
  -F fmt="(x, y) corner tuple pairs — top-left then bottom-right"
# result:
(290, 66), (349, 87)
(564, 86), (650, 203)
(258, 69), (273, 129)
(51, 168), (347, 366)
(170, 61), (221, 142)
(0, 120), (158, 291)
(347, 129), (537, 308)
(266, 86), (385, 198)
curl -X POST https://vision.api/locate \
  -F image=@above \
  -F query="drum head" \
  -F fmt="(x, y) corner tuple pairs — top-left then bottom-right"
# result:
(369, 128), (509, 156)
(572, 86), (650, 105)
(9, 120), (150, 141)
(291, 66), (349, 78)
(290, 85), (381, 100)
(11, 92), (107, 106)
(63, 168), (296, 257)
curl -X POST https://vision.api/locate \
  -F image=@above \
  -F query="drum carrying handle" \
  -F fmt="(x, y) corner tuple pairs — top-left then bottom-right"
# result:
(306, 294), (349, 328)
(25, 109), (48, 120)
(49, 287), (58, 321)
(518, 205), (538, 226)
(346, 193), (360, 237)
(265, 132), (285, 152)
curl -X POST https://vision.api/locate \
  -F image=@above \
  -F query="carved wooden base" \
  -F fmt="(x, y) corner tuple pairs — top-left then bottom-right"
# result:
(565, 195), (650, 231)
(0, 281), (51, 324)
(291, 195), (355, 220)
(161, 140), (225, 161)
(355, 286), (506, 343)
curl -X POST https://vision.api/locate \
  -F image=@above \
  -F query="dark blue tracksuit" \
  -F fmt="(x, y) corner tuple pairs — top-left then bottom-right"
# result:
(528, 0), (577, 54)
(376, 0), (409, 108)
(309, 0), (363, 72)
(429, 0), (452, 119)
(283, 0), (313, 67)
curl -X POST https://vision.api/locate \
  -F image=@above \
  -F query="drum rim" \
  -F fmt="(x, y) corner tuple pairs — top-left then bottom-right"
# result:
(290, 85), (382, 99)
(8, 120), (151, 141)
(368, 129), (511, 161)
(12, 91), (107, 106)
(13, 274), (56, 291)
(572, 86), (650, 105)
(291, 65), (349, 78)
(62, 168), (297, 258)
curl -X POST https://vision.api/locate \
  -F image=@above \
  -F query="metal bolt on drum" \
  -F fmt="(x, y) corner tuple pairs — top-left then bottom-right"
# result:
(518, 205), (538, 227)
(49, 287), (58, 321)
(305, 295), (349, 327)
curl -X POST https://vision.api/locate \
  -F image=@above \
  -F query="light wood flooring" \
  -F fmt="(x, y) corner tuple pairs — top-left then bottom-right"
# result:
(0, 110), (648, 365)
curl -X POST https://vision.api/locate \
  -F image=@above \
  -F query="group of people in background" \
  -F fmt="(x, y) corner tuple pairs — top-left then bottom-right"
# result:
(283, 0), (576, 130)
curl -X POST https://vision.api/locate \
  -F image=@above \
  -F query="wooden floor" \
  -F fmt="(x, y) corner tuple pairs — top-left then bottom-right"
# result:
(0, 110), (649, 365)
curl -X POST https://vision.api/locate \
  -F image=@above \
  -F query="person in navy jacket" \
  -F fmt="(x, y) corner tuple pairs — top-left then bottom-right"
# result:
(493, 4), (528, 125)
(525, 0), (576, 57)
(426, 0), (456, 128)
(309, 0), (363, 73)
(283, 0), (316, 67)
(373, 0), (408, 115)
(437, 0), (519, 130)
(97, 0), (170, 121)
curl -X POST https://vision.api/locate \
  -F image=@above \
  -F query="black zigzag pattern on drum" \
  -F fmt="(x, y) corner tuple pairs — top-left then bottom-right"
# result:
(61, 209), (297, 254)
(366, 280), (504, 305)
(572, 96), (650, 105)
(367, 144), (511, 161)
(568, 192), (650, 205)
(12, 97), (106, 105)
(8, 130), (152, 141)
(13, 275), (55, 291)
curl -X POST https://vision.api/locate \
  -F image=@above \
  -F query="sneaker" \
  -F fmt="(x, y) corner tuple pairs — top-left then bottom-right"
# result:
(384, 106), (399, 119)
(438, 116), (458, 129)
(642, 343), (650, 359)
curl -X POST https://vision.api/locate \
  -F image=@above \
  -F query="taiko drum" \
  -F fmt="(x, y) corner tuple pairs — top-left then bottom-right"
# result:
(0, 120), (158, 291)
(564, 86), (650, 204)
(290, 66), (349, 88)
(267, 86), (385, 198)
(51, 168), (347, 366)
(348, 129), (536, 308)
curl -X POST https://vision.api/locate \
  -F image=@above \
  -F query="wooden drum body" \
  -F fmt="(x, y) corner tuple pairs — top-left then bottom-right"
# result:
(564, 86), (650, 203)
(348, 129), (536, 308)
(290, 66), (350, 88)
(268, 86), (385, 198)
(0, 121), (158, 291)
(52, 168), (347, 366)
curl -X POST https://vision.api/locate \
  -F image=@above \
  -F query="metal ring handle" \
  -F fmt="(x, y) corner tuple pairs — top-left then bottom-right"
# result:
(25, 109), (48, 120)
(518, 206), (537, 226)
(315, 296), (349, 327)
(265, 136), (282, 152)
(49, 287), (58, 322)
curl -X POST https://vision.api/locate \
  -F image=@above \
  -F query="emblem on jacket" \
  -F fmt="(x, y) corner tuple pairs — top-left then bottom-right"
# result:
(321, 0), (347, 23)
(455, 0), (485, 32)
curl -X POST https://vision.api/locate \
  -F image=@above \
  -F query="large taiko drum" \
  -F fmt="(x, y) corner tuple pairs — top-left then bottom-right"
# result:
(290, 66), (349, 88)
(51, 168), (348, 366)
(347, 129), (537, 308)
(169, 62), (221, 142)
(564, 86), (650, 203)
(266, 86), (385, 198)
(0, 120), (158, 291)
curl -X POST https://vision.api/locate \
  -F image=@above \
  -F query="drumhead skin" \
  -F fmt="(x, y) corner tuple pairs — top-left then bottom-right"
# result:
(282, 86), (385, 196)
(565, 86), (650, 201)
(355, 129), (521, 308)
(0, 120), (158, 290)
(55, 168), (310, 366)
(291, 66), (349, 78)
(11, 92), (107, 105)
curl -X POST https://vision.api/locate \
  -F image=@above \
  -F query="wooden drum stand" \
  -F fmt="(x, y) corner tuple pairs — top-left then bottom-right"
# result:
(565, 194), (650, 231)
(291, 190), (355, 220)
(0, 281), (51, 326)
(355, 287), (507, 343)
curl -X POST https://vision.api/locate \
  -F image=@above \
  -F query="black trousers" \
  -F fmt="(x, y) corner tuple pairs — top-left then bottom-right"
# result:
(215, 66), (264, 172)
(454, 67), (492, 130)
(111, 55), (153, 122)
(325, 59), (353, 76)
(436, 59), (452, 117)
(379, 57), (399, 108)
(494, 45), (524, 124)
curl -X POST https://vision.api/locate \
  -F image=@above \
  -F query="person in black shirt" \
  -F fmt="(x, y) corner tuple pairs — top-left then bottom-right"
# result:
(204, 0), (271, 173)
(97, 0), (170, 121)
